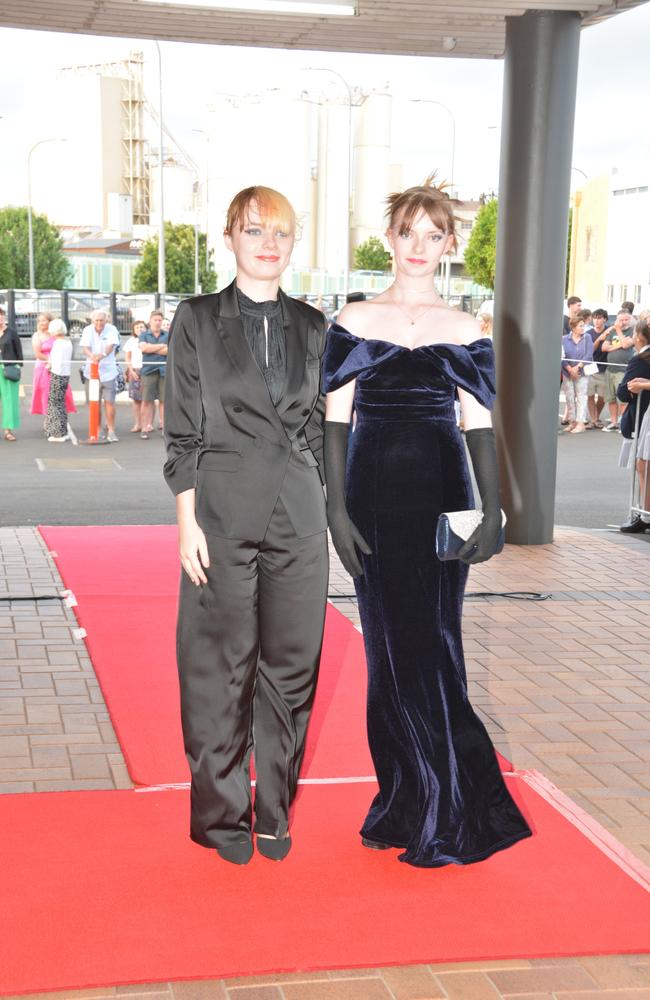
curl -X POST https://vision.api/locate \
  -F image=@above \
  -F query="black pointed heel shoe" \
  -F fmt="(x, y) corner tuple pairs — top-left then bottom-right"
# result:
(256, 835), (292, 861)
(216, 839), (253, 865)
(361, 837), (391, 851)
(619, 516), (650, 533)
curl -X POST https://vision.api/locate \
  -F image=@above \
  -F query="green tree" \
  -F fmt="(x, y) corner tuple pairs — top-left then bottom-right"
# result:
(464, 198), (574, 294)
(0, 206), (72, 288)
(464, 199), (498, 291)
(0, 238), (11, 288)
(133, 222), (217, 293)
(353, 236), (392, 271)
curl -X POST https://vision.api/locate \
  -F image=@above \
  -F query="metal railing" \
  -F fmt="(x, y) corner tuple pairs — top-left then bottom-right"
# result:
(0, 289), (190, 338)
(1, 287), (486, 339)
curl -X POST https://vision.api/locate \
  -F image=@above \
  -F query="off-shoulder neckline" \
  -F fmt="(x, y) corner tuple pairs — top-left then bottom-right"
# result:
(329, 322), (492, 355)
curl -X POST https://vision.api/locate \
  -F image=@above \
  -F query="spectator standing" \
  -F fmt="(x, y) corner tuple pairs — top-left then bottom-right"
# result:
(601, 310), (635, 431)
(560, 296), (583, 424)
(563, 295), (582, 336)
(587, 307), (610, 428)
(124, 319), (145, 433)
(30, 311), (52, 420)
(0, 306), (23, 441)
(46, 319), (73, 443)
(617, 316), (650, 533)
(621, 300), (636, 317)
(31, 311), (76, 427)
(139, 310), (168, 440)
(477, 311), (493, 338)
(620, 309), (636, 336)
(80, 309), (120, 443)
(561, 316), (593, 433)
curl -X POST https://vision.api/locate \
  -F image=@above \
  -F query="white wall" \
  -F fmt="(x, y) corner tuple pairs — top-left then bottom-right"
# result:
(315, 102), (350, 274)
(150, 158), (196, 225)
(205, 93), (316, 275)
(604, 168), (650, 309)
(3, 72), (126, 230)
(351, 90), (392, 250)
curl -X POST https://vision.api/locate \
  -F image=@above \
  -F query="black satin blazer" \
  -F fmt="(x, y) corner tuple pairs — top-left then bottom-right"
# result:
(163, 280), (327, 541)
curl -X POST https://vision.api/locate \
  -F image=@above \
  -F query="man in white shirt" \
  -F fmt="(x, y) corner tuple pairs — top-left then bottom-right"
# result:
(80, 309), (121, 442)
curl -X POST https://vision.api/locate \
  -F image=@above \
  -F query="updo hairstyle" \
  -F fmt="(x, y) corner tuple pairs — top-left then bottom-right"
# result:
(385, 174), (459, 253)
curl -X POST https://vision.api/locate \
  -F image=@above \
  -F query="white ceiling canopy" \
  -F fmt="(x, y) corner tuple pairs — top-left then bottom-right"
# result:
(0, 0), (646, 57)
(138, 0), (357, 15)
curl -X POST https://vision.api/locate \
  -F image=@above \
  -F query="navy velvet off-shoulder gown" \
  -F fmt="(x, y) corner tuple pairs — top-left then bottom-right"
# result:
(322, 324), (532, 868)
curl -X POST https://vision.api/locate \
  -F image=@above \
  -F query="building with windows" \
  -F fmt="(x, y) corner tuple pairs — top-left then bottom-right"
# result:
(62, 237), (143, 292)
(569, 169), (649, 309)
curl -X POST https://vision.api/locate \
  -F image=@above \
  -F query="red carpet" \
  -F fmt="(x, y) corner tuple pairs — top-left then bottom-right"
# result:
(2, 526), (644, 995)
(1, 779), (649, 996)
(38, 525), (511, 785)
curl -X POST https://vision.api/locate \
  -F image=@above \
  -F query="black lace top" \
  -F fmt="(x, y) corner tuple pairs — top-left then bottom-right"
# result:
(236, 288), (286, 405)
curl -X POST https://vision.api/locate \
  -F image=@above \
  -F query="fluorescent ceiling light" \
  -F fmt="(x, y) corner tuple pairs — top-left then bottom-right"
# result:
(139, 0), (356, 14)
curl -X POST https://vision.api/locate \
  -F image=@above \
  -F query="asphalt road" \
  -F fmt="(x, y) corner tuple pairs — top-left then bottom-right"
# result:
(0, 397), (644, 533)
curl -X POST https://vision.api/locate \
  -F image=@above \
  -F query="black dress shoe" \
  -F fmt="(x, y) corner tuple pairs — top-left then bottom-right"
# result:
(216, 840), (253, 865)
(256, 835), (292, 861)
(619, 517), (650, 533)
(361, 837), (391, 850)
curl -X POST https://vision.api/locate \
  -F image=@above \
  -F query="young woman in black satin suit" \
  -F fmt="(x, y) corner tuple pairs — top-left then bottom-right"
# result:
(164, 187), (328, 866)
(322, 179), (531, 868)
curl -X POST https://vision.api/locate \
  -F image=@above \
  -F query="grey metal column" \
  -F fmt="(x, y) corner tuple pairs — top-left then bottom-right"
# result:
(493, 11), (581, 544)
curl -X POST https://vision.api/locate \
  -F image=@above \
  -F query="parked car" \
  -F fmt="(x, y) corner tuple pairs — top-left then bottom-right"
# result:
(125, 294), (180, 325)
(6, 291), (132, 337)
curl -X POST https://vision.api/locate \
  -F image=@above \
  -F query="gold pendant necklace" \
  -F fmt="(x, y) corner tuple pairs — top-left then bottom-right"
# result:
(392, 298), (440, 326)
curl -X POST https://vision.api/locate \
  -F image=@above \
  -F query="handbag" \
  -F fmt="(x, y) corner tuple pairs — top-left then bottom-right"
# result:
(115, 366), (127, 394)
(435, 508), (507, 562)
(2, 363), (21, 382)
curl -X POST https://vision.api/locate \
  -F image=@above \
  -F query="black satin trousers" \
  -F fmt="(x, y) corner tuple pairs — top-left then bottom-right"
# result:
(176, 496), (328, 849)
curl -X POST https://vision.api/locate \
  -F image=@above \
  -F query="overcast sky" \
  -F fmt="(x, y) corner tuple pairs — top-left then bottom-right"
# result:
(1, 3), (649, 201)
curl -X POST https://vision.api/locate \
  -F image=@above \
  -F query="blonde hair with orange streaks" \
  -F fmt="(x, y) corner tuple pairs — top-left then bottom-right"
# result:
(224, 185), (296, 236)
(386, 173), (459, 253)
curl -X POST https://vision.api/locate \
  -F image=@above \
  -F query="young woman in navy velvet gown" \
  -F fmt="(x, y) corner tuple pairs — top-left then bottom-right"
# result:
(322, 180), (531, 868)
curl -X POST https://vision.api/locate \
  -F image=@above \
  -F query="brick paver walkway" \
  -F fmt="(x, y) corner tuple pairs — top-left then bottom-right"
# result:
(1, 526), (648, 1000)
(0, 528), (130, 793)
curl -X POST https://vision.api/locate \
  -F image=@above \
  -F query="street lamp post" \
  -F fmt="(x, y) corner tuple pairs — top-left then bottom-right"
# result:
(154, 41), (166, 294)
(305, 66), (353, 297)
(27, 138), (67, 289)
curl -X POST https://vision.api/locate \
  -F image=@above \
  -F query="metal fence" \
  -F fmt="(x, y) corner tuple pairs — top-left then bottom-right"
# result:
(1, 287), (486, 342)
(0, 289), (191, 339)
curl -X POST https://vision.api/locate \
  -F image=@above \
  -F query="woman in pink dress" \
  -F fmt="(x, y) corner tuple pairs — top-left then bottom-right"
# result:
(31, 312), (77, 427)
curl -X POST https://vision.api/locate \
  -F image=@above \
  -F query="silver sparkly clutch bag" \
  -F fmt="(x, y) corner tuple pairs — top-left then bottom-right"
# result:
(435, 508), (507, 562)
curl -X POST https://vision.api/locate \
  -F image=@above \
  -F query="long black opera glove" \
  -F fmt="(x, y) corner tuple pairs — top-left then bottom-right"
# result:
(458, 427), (503, 565)
(323, 420), (372, 577)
